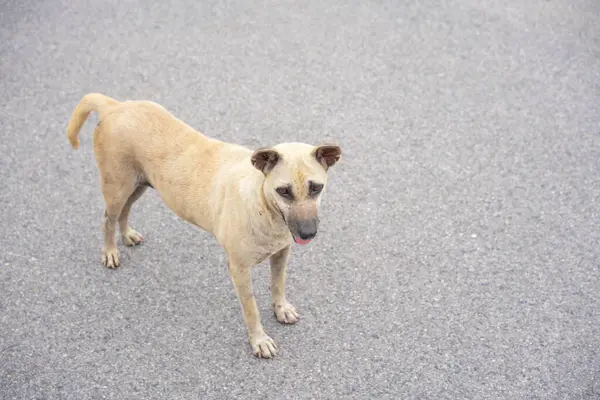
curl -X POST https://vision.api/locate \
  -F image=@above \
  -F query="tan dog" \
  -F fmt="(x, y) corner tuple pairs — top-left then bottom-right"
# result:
(66, 93), (342, 358)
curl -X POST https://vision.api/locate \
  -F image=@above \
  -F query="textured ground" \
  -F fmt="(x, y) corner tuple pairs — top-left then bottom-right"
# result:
(1, 0), (599, 398)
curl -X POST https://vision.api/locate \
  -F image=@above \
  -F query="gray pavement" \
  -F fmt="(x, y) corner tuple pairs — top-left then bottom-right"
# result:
(1, 0), (599, 398)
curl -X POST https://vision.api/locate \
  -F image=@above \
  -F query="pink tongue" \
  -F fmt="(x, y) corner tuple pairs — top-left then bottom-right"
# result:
(294, 237), (312, 245)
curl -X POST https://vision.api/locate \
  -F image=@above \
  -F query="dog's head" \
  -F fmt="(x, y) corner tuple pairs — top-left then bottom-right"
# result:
(251, 142), (342, 245)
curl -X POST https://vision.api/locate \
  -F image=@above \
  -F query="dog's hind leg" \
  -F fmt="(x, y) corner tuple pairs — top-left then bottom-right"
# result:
(99, 177), (136, 269)
(118, 186), (147, 246)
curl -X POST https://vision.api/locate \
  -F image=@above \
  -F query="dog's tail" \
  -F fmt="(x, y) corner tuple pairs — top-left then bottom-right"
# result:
(66, 93), (119, 149)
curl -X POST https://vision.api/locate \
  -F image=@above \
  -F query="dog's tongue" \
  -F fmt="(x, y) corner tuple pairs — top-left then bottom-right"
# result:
(294, 237), (312, 245)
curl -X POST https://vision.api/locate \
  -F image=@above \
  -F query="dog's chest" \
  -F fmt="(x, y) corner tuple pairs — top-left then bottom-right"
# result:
(248, 230), (291, 264)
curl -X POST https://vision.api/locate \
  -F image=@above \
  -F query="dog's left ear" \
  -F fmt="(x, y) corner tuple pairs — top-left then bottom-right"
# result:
(251, 148), (281, 174)
(313, 144), (342, 170)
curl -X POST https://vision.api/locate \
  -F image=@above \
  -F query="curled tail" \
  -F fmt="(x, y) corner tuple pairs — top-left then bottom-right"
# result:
(66, 93), (119, 149)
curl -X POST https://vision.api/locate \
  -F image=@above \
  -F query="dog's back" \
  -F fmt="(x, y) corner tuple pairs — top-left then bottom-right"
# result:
(66, 93), (227, 227)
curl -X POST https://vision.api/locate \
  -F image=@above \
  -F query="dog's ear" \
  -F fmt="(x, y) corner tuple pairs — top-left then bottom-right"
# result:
(313, 144), (342, 170)
(251, 148), (281, 174)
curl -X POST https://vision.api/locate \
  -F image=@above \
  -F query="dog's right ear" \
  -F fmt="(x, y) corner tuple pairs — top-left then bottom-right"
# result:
(251, 148), (281, 174)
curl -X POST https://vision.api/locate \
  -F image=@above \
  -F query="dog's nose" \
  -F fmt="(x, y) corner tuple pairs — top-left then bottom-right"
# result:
(295, 219), (318, 240)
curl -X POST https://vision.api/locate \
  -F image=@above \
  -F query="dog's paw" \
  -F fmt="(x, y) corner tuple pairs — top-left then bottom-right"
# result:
(122, 227), (144, 246)
(273, 301), (299, 324)
(250, 334), (278, 359)
(102, 248), (120, 268)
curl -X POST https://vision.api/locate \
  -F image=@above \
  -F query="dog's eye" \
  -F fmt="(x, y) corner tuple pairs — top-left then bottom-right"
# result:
(276, 186), (293, 199)
(309, 182), (324, 195)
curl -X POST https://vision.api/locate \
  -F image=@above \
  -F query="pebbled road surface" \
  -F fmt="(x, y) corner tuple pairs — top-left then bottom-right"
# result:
(1, 0), (599, 398)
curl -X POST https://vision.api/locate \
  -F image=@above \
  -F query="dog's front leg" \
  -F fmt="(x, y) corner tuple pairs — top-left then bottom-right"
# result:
(228, 260), (278, 358)
(270, 245), (300, 324)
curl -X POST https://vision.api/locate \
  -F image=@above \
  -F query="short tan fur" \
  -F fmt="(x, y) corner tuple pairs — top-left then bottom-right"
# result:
(66, 93), (342, 358)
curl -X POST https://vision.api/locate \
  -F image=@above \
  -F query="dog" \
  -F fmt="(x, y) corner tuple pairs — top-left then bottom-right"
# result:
(66, 93), (342, 358)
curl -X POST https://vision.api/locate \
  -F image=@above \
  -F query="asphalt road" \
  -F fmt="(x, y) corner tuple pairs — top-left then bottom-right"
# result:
(1, 0), (599, 398)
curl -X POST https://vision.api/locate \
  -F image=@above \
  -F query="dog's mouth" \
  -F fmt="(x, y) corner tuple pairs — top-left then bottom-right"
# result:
(277, 207), (314, 245)
(293, 236), (312, 245)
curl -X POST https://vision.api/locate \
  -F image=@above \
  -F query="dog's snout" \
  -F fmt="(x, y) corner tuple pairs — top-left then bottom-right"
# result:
(294, 218), (319, 240)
